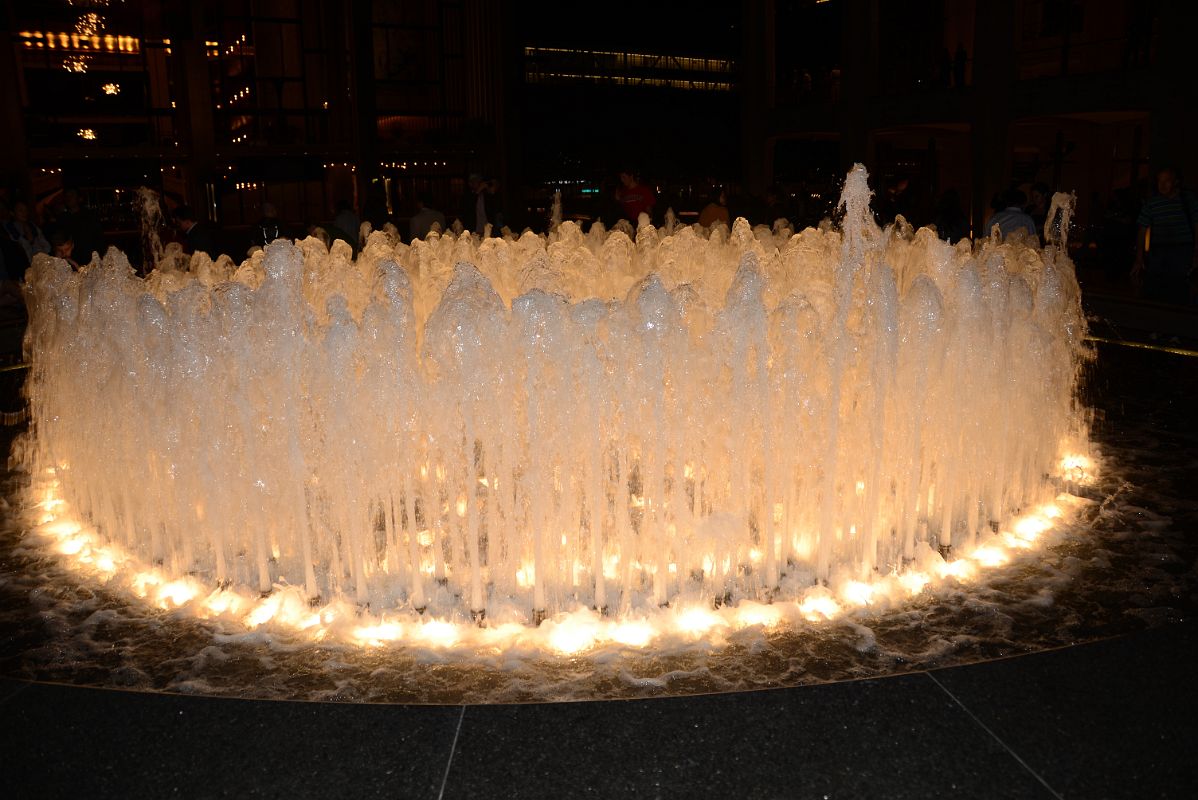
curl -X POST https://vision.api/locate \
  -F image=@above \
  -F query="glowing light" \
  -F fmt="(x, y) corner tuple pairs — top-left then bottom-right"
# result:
(969, 546), (1009, 568)
(75, 13), (103, 37)
(250, 592), (307, 627)
(40, 495), (65, 511)
(354, 621), (404, 645)
(245, 594), (282, 627)
(157, 579), (200, 608)
(798, 594), (842, 621)
(77, 128), (96, 140)
(18, 30), (139, 54)
(610, 620), (655, 647)
(23, 477), (1080, 653)
(735, 602), (782, 628)
(548, 620), (597, 654)
(937, 559), (975, 581)
(102, 83), (120, 95)
(1013, 515), (1052, 541)
(1059, 453), (1095, 483)
(203, 590), (246, 616)
(58, 536), (87, 556)
(42, 520), (83, 537)
(674, 606), (723, 635)
(415, 620), (459, 647)
(93, 551), (117, 574)
(899, 571), (930, 595)
(790, 536), (814, 560)
(840, 580), (875, 607)
(131, 571), (162, 598)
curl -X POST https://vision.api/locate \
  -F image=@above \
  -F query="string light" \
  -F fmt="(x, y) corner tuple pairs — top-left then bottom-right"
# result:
(75, 13), (103, 37)
(19, 31), (140, 54)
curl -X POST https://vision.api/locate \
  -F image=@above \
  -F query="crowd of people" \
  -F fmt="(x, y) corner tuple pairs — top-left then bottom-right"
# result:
(2, 164), (1196, 310)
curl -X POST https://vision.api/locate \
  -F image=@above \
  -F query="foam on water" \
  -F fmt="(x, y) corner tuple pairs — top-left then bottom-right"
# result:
(16, 166), (1091, 633)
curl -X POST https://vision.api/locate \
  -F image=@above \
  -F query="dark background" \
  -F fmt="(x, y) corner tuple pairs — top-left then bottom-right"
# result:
(0, 1), (1193, 286)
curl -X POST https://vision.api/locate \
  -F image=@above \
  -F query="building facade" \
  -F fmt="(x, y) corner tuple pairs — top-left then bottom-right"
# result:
(1, 0), (1191, 254)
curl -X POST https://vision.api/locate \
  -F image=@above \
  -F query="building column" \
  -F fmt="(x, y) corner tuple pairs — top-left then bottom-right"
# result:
(1150, 0), (1196, 180)
(969, 1), (1015, 237)
(495, 6), (523, 228)
(349, 0), (379, 213)
(169, 5), (217, 219)
(740, 0), (774, 196)
(0, 13), (31, 200)
(838, 0), (877, 169)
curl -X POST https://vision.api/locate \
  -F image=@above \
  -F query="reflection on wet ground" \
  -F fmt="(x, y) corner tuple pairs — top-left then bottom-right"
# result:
(1, 342), (1195, 704)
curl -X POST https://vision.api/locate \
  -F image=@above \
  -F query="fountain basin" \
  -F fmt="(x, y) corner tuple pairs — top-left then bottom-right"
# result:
(17, 167), (1091, 638)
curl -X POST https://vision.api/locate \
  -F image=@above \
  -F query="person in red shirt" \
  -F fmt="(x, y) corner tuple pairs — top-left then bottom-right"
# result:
(615, 170), (656, 225)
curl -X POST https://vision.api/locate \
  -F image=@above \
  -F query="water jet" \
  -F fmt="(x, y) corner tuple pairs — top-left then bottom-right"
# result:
(16, 166), (1091, 657)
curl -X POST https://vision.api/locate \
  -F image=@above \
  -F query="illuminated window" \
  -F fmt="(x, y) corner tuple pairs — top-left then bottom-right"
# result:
(523, 47), (736, 91)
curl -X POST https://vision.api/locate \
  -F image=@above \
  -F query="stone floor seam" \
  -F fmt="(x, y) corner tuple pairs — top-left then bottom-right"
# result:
(437, 705), (466, 800)
(925, 671), (1065, 800)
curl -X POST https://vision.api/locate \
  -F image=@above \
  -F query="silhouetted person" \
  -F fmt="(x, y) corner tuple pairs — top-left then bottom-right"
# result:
(49, 229), (80, 270)
(409, 194), (447, 241)
(876, 177), (912, 225)
(175, 206), (218, 260)
(485, 178), (506, 232)
(761, 184), (797, 229)
(457, 174), (504, 236)
(698, 188), (730, 228)
(0, 228), (24, 321)
(1025, 182), (1052, 243)
(0, 202), (29, 287)
(334, 199), (361, 248)
(362, 183), (390, 232)
(934, 189), (969, 243)
(55, 189), (105, 263)
(1099, 187), (1139, 284)
(251, 202), (285, 249)
(1133, 167), (1198, 304)
(4, 201), (50, 261)
(615, 170), (656, 225)
(986, 189), (1038, 239)
(305, 217), (354, 250)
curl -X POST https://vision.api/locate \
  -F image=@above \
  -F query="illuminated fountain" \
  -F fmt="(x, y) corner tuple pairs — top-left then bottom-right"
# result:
(16, 166), (1092, 653)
